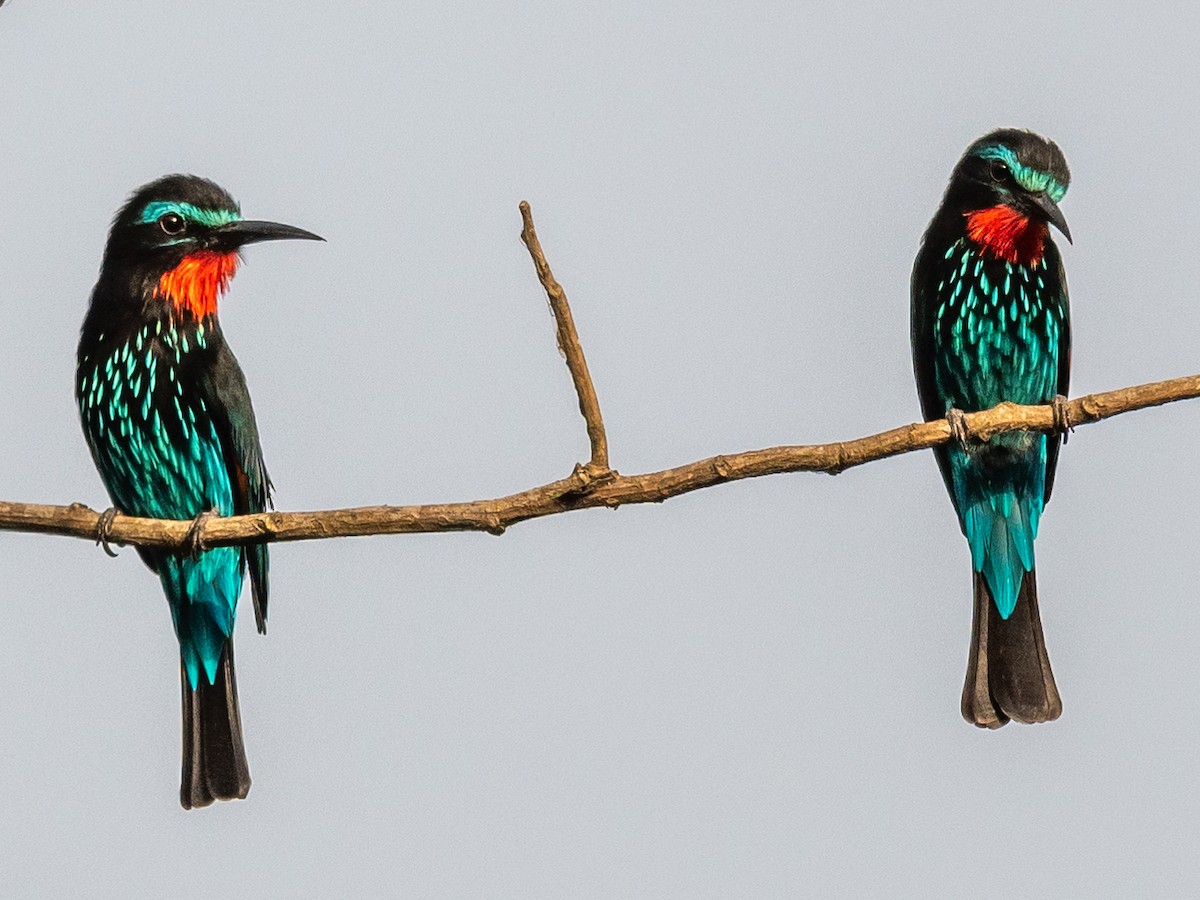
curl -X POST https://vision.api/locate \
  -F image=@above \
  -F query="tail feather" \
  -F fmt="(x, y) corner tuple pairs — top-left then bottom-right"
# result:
(180, 640), (251, 809)
(962, 569), (1061, 728)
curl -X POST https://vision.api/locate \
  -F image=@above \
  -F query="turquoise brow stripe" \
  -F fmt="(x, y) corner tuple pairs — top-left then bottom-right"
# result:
(974, 144), (1067, 202)
(138, 201), (241, 227)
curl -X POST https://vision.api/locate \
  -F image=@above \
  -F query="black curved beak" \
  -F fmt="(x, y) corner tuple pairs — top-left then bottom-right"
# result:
(213, 219), (324, 251)
(1029, 192), (1071, 244)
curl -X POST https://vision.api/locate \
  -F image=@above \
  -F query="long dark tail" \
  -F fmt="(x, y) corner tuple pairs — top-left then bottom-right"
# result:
(962, 568), (1062, 728)
(180, 640), (251, 809)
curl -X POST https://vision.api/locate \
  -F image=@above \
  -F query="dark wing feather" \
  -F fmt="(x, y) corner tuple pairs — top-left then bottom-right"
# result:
(1042, 243), (1071, 504)
(910, 234), (958, 511)
(197, 333), (272, 633)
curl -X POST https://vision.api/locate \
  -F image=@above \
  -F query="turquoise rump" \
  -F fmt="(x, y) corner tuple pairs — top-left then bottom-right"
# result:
(911, 129), (1072, 728)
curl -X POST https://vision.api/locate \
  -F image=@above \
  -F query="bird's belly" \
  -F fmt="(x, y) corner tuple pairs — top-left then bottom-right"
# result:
(937, 312), (1058, 413)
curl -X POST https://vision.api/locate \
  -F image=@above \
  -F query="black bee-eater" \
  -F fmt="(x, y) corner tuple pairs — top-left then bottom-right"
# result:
(76, 175), (322, 806)
(911, 129), (1072, 728)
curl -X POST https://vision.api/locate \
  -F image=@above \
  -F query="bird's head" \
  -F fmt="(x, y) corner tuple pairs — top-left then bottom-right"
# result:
(102, 174), (323, 321)
(946, 129), (1071, 266)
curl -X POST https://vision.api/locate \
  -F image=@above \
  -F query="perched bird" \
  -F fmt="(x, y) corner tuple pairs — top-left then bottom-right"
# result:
(76, 175), (322, 807)
(910, 130), (1072, 728)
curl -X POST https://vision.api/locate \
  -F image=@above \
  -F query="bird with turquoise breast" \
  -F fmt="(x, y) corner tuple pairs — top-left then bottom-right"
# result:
(76, 174), (322, 807)
(910, 129), (1072, 728)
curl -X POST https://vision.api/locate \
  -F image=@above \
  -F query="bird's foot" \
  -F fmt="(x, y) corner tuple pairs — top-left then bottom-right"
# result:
(1052, 394), (1074, 444)
(95, 507), (120, 558)
(946, 407), (973, 448)
(184, 508), (219, 558)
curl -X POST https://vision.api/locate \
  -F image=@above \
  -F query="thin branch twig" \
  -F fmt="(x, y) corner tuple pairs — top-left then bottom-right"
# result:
(3, 202), (1199, 552)
(520, 201), (610, 472)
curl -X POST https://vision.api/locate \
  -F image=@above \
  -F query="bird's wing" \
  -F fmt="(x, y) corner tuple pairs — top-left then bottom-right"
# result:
(1042, 245), (1071, 505)
(196, 335), (272, 633)
(910, 243), (959, 510)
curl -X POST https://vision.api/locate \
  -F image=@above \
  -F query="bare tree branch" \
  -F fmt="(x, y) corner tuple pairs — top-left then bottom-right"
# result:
(4, 203), (1199, 552)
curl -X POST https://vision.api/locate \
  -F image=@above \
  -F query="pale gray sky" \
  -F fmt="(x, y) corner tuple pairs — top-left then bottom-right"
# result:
(1, 2), (1198, 896)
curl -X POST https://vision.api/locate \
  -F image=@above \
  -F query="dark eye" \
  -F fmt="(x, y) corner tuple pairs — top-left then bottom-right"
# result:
(158, 213), (186, 236)
(989, 161), (1011, 182)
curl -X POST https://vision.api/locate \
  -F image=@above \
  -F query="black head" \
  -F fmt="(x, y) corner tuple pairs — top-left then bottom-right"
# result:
(101, 174), (323, 273)
(944, 128), (1072, 242)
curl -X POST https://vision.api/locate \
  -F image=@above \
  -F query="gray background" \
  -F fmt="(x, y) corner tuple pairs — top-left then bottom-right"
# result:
(0, 2), (1195, 896)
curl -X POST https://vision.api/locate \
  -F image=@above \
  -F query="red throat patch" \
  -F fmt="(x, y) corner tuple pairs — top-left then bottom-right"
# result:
(156, 251), (239, 320)
(964, 205), (1047, 266)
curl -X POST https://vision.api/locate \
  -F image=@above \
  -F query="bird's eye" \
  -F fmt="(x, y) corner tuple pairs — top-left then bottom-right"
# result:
(158, 213), (186, 236)
(989, 161), (1011, 182)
